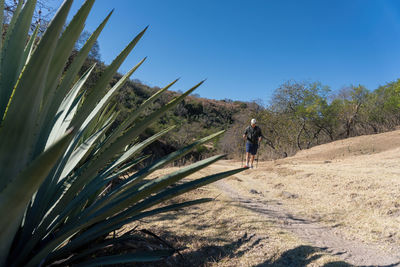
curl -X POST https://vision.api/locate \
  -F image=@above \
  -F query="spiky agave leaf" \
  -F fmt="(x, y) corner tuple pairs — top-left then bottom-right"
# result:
(0, 0), (36, 120)
(0, 1), (244, 266)
(0, 0), (73, 190)
(0, 130), (74, 265)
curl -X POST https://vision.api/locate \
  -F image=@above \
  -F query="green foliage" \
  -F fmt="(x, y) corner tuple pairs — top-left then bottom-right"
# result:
(369, 79), (400, 126)
(269, 81), (331, 150)
(254, 79), (400, 157)
(0, 1), (244, 266)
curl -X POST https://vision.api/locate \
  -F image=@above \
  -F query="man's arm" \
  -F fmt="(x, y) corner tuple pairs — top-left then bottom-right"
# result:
(258, 127), (263, 142)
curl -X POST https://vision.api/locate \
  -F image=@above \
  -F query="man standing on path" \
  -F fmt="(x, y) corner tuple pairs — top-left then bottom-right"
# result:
(243, 118), (263, 168)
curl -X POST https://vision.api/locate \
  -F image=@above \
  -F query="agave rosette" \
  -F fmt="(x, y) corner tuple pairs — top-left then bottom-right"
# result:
(0, 0), (244, 266)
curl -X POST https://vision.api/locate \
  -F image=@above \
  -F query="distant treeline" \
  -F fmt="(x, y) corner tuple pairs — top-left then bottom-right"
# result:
(75, 50), (400, 163)
(243, 80), (400, 159)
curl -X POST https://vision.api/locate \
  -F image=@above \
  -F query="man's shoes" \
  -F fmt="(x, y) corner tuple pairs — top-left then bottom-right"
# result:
(243, 164), (254, 169)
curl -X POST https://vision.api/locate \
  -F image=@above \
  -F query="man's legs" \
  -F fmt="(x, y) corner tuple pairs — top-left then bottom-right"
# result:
(245, 143), (259, 168)
(250, 143), (258, 168)
(245, 142), (251, 167)
(245, 152), (250, 167)
(250, 154), (255, 167)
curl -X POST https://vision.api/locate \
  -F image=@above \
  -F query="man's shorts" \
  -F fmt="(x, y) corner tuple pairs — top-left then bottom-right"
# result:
(246, 142), (258, 155)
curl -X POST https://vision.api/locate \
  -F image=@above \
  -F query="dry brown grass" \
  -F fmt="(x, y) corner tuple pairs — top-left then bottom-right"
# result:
(120, 168), (344, 266)
(118, 130), (400, 266)
(266, 140), (400, 250)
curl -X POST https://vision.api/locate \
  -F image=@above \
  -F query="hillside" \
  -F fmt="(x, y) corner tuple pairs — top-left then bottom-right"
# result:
(75, 55), (400, 166)
(73, 57), (268, 167)
(134, 129), (400, 266)
(293, 127), (400, 161)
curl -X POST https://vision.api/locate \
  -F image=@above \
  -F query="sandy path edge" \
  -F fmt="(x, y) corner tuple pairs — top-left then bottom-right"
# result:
(214, 179), (400, 266)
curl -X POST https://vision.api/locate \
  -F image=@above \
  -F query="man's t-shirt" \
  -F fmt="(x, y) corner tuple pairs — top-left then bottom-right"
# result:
(244, 125), (263, 144)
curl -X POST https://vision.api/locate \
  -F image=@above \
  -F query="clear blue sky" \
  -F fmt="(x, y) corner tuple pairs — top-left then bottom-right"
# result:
(51, 0), (400, 103)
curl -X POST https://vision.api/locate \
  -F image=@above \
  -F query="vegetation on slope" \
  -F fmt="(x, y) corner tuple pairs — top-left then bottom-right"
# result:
(78, 59), (400, 162)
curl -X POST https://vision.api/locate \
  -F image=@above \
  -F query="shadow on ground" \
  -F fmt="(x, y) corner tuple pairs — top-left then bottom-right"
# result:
(135, 196), (400, 266)
(130, 231), (261, 266)
(177, 232), (262, 266)
(133, 235), (354, 267)
(254, 245), (351, 267)
(254, 245), (399, 267)
(137, 201), (344, 266)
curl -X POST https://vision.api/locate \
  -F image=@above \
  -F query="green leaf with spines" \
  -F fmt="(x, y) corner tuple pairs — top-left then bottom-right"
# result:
(32, 58), (147, 227)
(45, 198), (213, 263)
(88, 155), (225, 220)
(1, 0), (23, 49)
(43, 0), (95, 105)
(0, 0), (5, 53)
(39, 126), (174, 237)
(46, 64), (96, 148)
(1, 1), (239, 266)
(85, 81), (204, 185)
(19, 23), (39, 73)
(106, 167), (245, 227)
(71, 26), (148, 130)
(16, 59), (147, 260)
(15, 65), (96, 255)
(109, 129), (224, 199)
(100, 79), (179, 153)
(34, 0), (96, 157)
(104, 155), (150, 180)
(0, 0), (36, 122)
(40, 11), (113, 151)
(103, 125), (176, 176)
(60, 117), (113, 180)
(0, 0), (72, 192)
(0, 129), (74, 266)
(73, 131), (224, 225)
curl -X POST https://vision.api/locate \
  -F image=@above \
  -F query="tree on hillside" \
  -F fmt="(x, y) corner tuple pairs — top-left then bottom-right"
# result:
(318, 99), (341, 140)
(333, 85), (369, 138)
(368, 80), (400, 130)
(270, 80), (331, 149)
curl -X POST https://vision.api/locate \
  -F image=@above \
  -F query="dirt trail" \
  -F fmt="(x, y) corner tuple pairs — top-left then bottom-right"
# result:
(215, 177), (400, 266)
(202, 130), (400, 266)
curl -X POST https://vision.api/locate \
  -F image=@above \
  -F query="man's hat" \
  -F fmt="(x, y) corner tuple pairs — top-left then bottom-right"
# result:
(251, 118), (256, 124)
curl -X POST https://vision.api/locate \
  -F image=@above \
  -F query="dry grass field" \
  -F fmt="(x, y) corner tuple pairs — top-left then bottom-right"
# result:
(121, 130), (400, 266)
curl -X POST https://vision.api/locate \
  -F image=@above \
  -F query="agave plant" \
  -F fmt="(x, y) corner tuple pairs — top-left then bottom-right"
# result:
(0, 0), (245, 266)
